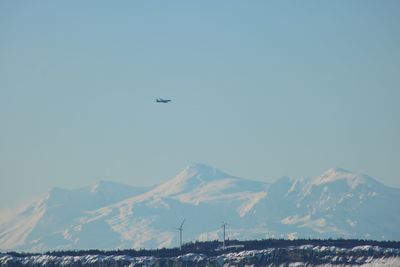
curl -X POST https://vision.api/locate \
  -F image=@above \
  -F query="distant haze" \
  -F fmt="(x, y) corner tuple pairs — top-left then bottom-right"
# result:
(1, 1), (400, 210)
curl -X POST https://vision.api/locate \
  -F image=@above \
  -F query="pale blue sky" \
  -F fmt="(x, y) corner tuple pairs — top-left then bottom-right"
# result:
(1, 1), (400, 210)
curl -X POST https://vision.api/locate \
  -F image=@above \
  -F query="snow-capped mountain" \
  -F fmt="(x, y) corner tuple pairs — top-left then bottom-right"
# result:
(248, 168), (400, 240)
(1, 164), (399, 252)
(59, 163), (269, 250)
(0, 181), (149, 251)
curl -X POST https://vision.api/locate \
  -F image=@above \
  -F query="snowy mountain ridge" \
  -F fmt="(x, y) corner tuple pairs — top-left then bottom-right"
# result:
(1, 163), (399, 252)
(306, 167), (378, 190)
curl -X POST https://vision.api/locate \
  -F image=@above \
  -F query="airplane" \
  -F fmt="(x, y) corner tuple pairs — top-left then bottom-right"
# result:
(156, 98), (171, 103)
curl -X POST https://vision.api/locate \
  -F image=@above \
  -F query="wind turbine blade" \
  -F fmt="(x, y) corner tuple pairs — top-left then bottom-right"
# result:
(180, 219), (186, 228)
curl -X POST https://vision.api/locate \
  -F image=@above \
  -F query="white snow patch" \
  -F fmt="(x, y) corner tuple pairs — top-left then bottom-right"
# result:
(0, 197), (47, 249)
(237, 191), (267, 217)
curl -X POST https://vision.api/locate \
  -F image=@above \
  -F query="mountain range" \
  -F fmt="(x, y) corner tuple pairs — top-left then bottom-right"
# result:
(1, 163), (399, 252)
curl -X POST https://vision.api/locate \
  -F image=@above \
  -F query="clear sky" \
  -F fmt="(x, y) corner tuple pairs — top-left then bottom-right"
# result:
(1, 1), (400, 211)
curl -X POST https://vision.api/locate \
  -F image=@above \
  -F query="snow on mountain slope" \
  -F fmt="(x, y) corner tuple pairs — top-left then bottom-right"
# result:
(63, 163), (270, 250)
(1, 164), (399, 252)
(0, 198), (46, 250)
(250, 168), (400, 240)
(122, 163), (268, 206)
(300, 168), (383, 196)
(0, 181), (149, 251)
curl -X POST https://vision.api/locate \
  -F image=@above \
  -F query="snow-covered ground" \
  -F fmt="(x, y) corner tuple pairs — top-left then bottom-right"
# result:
(1, 245), (399, 266)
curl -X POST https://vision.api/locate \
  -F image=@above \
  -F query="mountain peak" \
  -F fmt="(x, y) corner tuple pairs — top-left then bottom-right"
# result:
(89, 180), (128, 193)
(183, 163), (232, 180)
(323, 167), (351, 176)
(1, 165), (399, 252)
(306, 167), (382, 190)
(310, 167), (355, 186)
(185, 162), (211, 170)
(143, 163), (239, 198)
(184, 162), (218, 172)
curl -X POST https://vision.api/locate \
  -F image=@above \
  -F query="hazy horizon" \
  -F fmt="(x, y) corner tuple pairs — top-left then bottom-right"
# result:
(1, 1), (400, 211)
(0, 163), (398, 214)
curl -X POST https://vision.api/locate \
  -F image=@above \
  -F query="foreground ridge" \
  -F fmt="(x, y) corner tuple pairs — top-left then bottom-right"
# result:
(1, 244), (400, 267)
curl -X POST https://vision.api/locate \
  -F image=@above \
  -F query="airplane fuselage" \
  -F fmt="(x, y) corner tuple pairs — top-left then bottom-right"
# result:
(156, 98), (171, 103)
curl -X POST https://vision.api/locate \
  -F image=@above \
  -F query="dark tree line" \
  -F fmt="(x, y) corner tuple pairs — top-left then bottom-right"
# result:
(5, 238), (400, 258)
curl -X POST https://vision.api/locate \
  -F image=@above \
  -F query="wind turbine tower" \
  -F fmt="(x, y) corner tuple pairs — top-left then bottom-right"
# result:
(221, 222), (227, 250)
(176, 219), (185, 251)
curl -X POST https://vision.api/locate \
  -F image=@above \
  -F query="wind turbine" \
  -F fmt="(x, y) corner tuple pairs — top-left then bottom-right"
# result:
(175, 219), (185, 251)
(221, 222), (228, 250)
